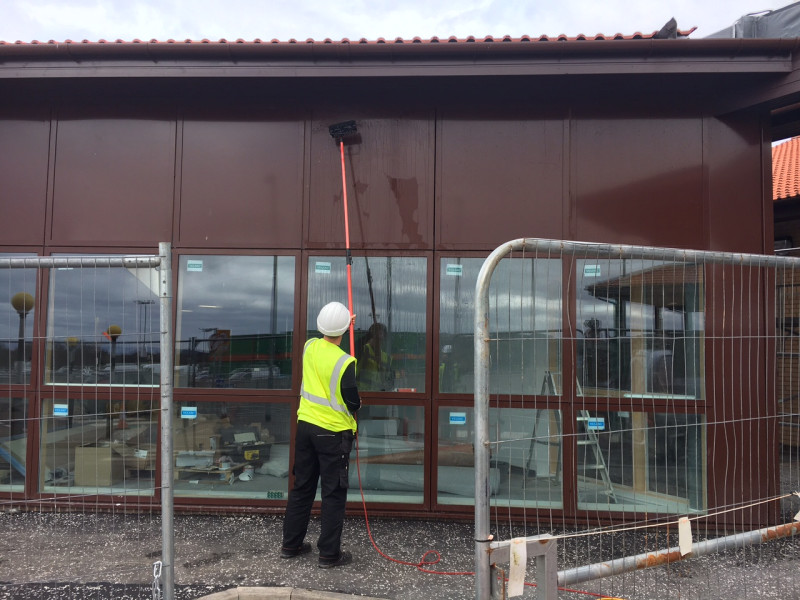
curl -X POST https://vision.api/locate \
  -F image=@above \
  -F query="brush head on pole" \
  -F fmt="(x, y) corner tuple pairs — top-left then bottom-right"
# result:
(329, 120), (359, 144)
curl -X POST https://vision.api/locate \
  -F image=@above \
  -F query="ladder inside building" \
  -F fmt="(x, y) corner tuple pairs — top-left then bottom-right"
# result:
(576, 410), (617, 503)
(540, 371), (617, 503)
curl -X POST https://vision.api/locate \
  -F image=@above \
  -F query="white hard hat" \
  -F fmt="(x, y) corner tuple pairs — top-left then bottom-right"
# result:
(317, 301), (351, 337)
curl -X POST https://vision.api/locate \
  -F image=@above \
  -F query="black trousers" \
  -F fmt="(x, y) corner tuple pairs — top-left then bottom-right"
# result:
(282, 420), (354, 558)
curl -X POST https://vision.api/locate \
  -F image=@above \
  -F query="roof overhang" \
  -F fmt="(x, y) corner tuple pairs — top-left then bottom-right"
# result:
(0, 38), (796, 79)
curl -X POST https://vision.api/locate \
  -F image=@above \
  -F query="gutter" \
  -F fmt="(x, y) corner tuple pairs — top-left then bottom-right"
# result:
(0, 38), (798, 80)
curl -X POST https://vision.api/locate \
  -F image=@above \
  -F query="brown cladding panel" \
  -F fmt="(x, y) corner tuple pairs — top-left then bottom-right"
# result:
(438, 118), (563, 249)
(51, 112), (175, 246)
(705, 113), (765, 254)
(307, 113), (433, 250)
(180, 117), (304, 248)
(574, 118), (704, 248)
(0, 115), (50, 245)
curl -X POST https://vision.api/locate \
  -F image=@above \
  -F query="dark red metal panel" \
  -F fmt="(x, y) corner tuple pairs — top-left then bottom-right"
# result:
(50, 108), (175, 246)
(0, 112), (50, 245)
(307, 112), (434, 250)
(179, 115), (305, 248)
(706, 113), (766, 253)
(574, 118), (705, 248)
(437, 117), (564, 250)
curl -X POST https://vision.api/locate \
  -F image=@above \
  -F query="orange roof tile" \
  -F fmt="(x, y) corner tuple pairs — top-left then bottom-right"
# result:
(773, 136), (800, 201)
(0, 29), (697, 47)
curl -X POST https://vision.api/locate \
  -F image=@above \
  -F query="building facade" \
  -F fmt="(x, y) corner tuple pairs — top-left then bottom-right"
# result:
(2, 32), (800, 524)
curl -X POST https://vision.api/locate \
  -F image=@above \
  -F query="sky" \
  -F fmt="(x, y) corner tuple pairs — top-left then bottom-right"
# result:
(0, 0), (797, 43)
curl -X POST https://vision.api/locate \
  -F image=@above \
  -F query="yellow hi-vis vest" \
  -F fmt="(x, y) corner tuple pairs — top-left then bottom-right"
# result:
(297, 338), (357, 433)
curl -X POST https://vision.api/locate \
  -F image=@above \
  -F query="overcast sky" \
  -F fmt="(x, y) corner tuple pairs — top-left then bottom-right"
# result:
(0, 0), (796, 43)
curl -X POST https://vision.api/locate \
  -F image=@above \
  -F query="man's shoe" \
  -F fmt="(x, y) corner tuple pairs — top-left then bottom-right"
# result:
(318, 550), (352, 569)
(280, 542), (312, 559)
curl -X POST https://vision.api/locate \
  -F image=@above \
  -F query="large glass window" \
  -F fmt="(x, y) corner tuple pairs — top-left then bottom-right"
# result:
(576, 259), (703, 399)
(172, 401), (292, 500)
(439, 257), (562, 395)
(40, 396), (158, 495)
(575, 410), (705, 514)
(0, 396), (28, 491)
(307, 256), (427, 393)
(347, 404), (425, 504)
(1, 254), (36, 385)
(46, 256), (161, 386)
(176, 255), (295, 389)
(437, 406), (563, 508)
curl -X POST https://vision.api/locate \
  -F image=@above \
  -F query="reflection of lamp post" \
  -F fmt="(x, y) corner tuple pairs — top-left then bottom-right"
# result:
(66, 336), (79, 381)
(105, 324), (122, 379)
(134, 299), (155, 359)
(11, 292), (34, 382)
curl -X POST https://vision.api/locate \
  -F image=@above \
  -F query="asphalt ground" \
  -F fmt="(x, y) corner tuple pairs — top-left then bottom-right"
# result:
(1, 505), (800, 600)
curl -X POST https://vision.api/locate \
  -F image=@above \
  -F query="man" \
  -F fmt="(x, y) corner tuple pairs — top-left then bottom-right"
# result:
(356, 322), (395, 391)
(281, 301), (360, 568)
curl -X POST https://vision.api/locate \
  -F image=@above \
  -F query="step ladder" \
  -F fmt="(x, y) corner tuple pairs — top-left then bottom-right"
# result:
(576, 410), (617, 503)
(540, 370), (617, 503)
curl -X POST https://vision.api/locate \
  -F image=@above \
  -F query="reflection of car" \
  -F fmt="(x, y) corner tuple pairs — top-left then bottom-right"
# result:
(229, 366), (287, 389)
(95, 363), (143, 384)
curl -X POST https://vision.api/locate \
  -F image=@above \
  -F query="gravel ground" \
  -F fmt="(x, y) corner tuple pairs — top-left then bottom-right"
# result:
(1, 506), (799, 600)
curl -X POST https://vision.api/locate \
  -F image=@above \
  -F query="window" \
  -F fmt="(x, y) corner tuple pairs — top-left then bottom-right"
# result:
(40, 396), (158, 495)
(172, 401), (292, 500)
(439, 257), (562, 395)
(576, 259), (703, 399)
(46, 256), (160, 386)
(575, 410), (705, 513)
(176, 255), (295, 389)
(0, 396), (28, 491)
(307, 256), (427, 393)
(436, 406), (563, 508)
(1, 254), (36, 385)
(347, 404), (425, 504)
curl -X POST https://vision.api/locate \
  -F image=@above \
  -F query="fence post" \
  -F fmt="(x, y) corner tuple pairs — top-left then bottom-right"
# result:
(158, 242), (175, 600)
(475, 239), (528, 599)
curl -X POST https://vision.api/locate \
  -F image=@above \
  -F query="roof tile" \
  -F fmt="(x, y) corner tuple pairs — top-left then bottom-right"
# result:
(774, 136), (800, 201)
(0, 29), (697, 47)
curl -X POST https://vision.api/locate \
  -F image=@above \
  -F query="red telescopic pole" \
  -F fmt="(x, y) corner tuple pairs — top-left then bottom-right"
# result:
(339, 139), (355, 356)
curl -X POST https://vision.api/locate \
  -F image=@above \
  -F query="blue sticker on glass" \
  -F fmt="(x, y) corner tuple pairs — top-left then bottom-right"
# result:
(449, 412), (467, 425)
(181, 406), (198, 419)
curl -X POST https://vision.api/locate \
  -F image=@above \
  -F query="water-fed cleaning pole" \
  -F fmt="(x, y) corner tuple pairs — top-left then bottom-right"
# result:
(329, 120), (359, 355)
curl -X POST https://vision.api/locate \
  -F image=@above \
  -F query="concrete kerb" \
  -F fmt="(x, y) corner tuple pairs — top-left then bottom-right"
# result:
(197, 587), (388, 600)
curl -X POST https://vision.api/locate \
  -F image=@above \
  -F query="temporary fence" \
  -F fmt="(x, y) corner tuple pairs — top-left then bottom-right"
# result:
(474, 238), (800, 599)
(0, 244), (174, 599)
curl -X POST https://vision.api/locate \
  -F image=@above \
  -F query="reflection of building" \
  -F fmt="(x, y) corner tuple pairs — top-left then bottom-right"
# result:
(582, 263), (704, 395)
(3, 15), (800, 526)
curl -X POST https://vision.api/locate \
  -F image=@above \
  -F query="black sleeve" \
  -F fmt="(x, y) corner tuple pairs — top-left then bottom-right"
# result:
(340, 361), (361, 413)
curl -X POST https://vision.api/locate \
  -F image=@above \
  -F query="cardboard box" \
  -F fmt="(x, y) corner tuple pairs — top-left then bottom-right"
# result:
(74, 447), (124, 486)
(173, 417), (219, 451)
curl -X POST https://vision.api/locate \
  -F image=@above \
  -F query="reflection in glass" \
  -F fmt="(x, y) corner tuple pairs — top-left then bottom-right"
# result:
(176, 256), (295, 389)
(46, 257), (161, 386)
(39, 396), (158, 494)
(0, 255), (36, 385)
(575, 410), (705, 513)
(307, 256), (427, 393)
(172, 401), (292, 499)
(439, 257), (562, 395)
(437, 406), (563, 508)
(577, 259), (704, 399)
(346, 404), (425, 504)
(0, 397), (28, 490)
